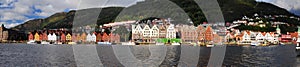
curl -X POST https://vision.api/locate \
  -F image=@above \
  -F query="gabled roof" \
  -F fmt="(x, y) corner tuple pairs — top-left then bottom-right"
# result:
(205, 26), (213, 33)
(159, 25), (166, 29)
(256, 32), (262, 37)
(143, 25), (151, 30)
(261, 32), (267, 36)
(135, 24), (143, 30)
(152, 25), (159, 30)
(290, 32), (298, 37)
(197, 25), (205, 30)
(269, 32), (275, 36)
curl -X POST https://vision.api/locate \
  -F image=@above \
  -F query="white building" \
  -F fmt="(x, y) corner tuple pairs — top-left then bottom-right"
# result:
(132, 24), (143, 40)
(52, 33), (57, 41)
(166, 24), (176, 38)
(48, 33), (57, 41)
(143, 25), (151, 38)
(86, 33), (92, 42)
(241, 31), (251, 43)
(256, 32), (265, 42)
(151, 25), (159, 38)
(48, 34), (52, 41)
(91, 33), (97, 42)
(265, 32), (274, 42)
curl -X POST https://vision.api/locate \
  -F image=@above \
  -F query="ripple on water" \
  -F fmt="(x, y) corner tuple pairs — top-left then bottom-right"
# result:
(0, 44), (298, 66)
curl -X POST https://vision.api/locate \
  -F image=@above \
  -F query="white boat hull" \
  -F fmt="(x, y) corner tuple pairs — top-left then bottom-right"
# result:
(41, 41), (50, 44)
(98, 42), (112, 45)
(122, 42), (136, 45)
(27, 40), (36, 44)
(206, 45), (214, 47)
(171, 43), (180, 45)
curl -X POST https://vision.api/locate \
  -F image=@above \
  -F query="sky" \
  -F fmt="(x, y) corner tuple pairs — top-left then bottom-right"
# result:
(0, 0), (299, 28)
(257, 0), (300, 16)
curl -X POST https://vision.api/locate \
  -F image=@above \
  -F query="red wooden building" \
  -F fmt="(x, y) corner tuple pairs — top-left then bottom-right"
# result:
(61, 33), (66, 42)
(96, 33), (102, 42)
(28, 32), (34, 40)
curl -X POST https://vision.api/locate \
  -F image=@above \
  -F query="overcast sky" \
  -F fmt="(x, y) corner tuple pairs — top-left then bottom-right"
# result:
(0, 0), (299, 28)
(258, 0), (300, 16)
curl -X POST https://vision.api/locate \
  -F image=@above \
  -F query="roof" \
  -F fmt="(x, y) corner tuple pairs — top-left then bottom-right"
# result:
(290, 32), (298, 37)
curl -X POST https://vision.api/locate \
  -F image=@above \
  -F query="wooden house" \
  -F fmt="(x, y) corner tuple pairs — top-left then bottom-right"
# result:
(28, 32), (34, 40)
(197, 25), (205, 42)
(102, 33), (109, 42)
(205, 26), (213, 41)
(61, 33), (66, 42)
(91, 33), (96, 42)
(66, 33), (72, 42)
(34, 32), (40, 41)
(96, 33), (102, 42)
(81, 33), (87, 42)
(72, 33), (77, 42)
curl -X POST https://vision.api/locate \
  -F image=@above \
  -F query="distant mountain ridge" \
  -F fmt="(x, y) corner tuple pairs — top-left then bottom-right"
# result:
(11, 0), (300, 32)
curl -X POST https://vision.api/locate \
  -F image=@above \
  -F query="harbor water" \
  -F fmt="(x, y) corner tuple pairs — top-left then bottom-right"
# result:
(0, 44), (298, 67)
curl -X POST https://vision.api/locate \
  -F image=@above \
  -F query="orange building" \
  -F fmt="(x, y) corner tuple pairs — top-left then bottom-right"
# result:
(205, 26), (213, 41)
(28, 32), (34, 40)
(42, 32), (48, 41)
(102, 33), (109, 42)
(61, 33), (66, 42)
(96, 33), (102, 42)
(197, 25), (205, 42)
(81, 33), (87, 42)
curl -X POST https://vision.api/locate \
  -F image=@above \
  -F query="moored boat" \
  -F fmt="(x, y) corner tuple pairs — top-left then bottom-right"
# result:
(251, 41), (260, 46)
(98, 42), (112, 45)
(68, 42), (77, 45)
(121, 42), (136, 45)
(171, 43), (180, 45)
(41, 41), (50, 44)
(27, 40), (36, 44)
(206, 45), (214, 47)
(156, 43), (164, 45)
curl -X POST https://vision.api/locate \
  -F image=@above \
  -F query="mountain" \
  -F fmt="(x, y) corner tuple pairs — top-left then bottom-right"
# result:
(11, 0), (300, 32)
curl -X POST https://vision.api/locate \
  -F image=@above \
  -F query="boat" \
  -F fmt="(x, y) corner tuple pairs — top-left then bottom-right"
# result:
(206, 45), (214, 47)
(156, 43), (164, 45)
(57, 42), (63, 45)
(27, 40), (36, 44)
(251, 41), (260, 46)
(97, 42), (112, 45)
(122, 42), (136, 45)
(171, 43), (180, 45)
(41, 41), (50, 44)
(68, 42), (77, 45)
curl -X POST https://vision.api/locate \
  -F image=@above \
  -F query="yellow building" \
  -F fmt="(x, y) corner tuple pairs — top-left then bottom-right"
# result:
(34, 32), (40, 41)
(66, 33), (72, 41)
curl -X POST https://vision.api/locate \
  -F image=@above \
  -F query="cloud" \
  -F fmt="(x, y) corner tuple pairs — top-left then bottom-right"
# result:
(0, 22), (21, 28)
(258, 0), (300, 16)
(0, 0), (143, 28)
